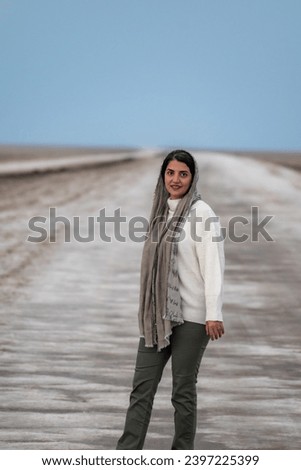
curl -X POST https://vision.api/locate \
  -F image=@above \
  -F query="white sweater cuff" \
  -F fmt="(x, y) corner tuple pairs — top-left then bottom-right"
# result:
(205, 295), (223, 322)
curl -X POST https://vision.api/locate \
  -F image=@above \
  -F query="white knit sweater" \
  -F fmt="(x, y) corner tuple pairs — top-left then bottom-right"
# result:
(167, 197), (225, 324)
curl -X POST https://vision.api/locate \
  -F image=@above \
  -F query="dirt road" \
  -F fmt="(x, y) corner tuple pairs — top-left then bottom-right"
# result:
(0, 151), (300, 449)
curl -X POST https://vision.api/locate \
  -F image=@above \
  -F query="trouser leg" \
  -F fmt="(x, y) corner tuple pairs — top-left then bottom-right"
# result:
(116, 337), (170, 450)
(170, 322), (209, 450)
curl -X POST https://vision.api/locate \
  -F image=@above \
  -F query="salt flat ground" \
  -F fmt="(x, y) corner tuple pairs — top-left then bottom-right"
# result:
(0, 150), (300, 450)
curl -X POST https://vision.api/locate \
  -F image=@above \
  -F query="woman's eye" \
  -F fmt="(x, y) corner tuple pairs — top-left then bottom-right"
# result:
(166, 170), (188, 177)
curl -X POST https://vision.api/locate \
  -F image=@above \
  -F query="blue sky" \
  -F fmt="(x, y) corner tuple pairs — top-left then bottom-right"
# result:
(1, 0), (301, 150)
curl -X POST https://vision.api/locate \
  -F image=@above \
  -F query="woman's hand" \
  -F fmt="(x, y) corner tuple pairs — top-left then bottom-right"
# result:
(206, 321), (225, 341)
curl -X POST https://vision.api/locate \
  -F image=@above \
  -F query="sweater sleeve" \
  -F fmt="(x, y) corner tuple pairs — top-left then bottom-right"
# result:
(193, 202), (225, 321)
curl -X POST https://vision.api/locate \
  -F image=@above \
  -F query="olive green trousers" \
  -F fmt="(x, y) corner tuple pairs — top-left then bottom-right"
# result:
(116, 321), (210, 450)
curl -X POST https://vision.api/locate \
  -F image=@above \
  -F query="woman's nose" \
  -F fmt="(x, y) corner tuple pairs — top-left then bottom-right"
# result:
(172, 172), (180, 182)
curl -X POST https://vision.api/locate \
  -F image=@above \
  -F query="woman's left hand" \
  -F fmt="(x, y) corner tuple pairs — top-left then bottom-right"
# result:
(206, 321), (225, 341)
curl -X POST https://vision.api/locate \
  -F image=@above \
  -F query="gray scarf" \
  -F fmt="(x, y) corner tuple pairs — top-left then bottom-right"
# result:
(138, 159), (201, 351)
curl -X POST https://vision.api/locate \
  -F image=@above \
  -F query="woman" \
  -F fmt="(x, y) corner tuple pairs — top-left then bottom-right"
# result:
(116, 149), (225, 450)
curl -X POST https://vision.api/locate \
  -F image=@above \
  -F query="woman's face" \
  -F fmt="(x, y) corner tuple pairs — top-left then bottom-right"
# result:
(164, 159), (193, 199)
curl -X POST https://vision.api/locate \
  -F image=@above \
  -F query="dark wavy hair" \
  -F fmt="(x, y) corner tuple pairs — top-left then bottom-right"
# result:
(160, 149), (196, 181)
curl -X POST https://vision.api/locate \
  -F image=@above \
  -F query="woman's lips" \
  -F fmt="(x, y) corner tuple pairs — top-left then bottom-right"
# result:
(171, 185), (181, 189)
